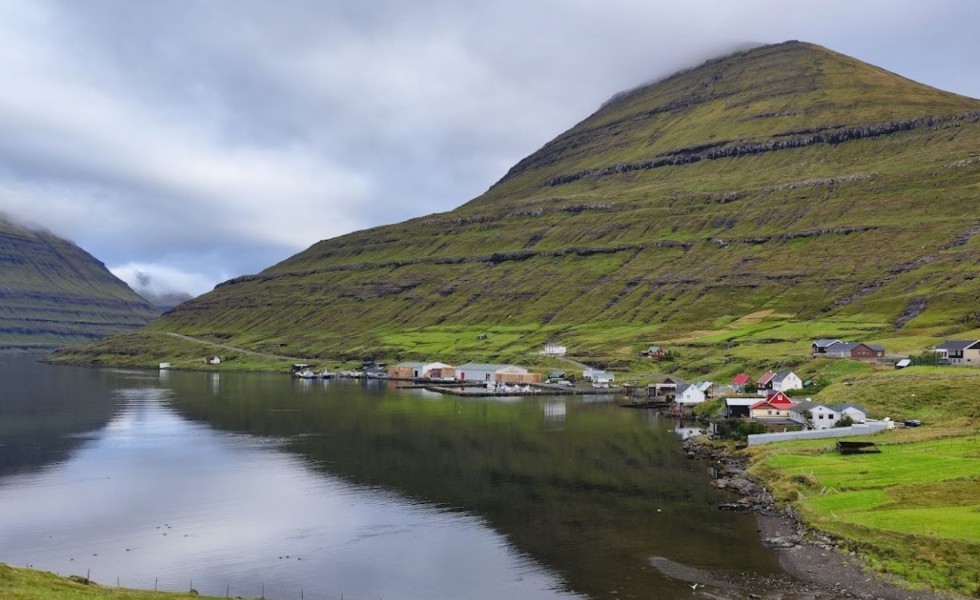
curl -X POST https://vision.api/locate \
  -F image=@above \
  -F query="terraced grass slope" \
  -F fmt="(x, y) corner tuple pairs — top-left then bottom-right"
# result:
(0, 218), (158, 350)
(58, 41), (980, 367)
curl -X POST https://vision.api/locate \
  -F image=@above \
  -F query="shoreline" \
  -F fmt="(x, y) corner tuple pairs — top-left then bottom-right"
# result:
(679, 436), (962, 600)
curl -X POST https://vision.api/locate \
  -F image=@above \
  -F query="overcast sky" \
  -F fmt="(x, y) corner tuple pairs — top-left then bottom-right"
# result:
(1, 0), (978, 299)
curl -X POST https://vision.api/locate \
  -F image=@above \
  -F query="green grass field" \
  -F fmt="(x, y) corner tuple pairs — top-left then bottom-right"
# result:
(0, 565), (230, 600)
(752, 433), (980, 594)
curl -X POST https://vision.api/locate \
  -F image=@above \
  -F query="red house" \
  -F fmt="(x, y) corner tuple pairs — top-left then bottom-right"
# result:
(732, 373), (753, 388)
(765, 391), (795, 409)
(642, 345), (667, 360)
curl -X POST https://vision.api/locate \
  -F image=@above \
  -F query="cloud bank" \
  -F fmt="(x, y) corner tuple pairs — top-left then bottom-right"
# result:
(0, 0), (977, 296)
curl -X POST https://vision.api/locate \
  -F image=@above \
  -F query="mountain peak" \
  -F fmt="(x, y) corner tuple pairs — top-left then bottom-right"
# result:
(494, 40), (980, 188)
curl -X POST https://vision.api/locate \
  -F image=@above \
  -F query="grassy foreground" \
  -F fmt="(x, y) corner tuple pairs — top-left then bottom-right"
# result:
(749, 426), (980, 595)
(0, 564), (233, 600)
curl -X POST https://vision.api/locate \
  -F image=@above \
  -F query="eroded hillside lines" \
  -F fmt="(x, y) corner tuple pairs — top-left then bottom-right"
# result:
(546, 111), (980, 187)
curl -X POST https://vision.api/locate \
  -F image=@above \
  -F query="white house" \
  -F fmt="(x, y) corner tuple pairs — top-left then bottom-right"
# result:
(583, 367), (615, 383)
(696, 381), (714, 394)
(675, 383), (706, 406)
(934, 340), (980, 365)
(771, 370), (803, 392)
(835, 403), (868, 423)
(542, 343), (567, 356)
(789, 400), (841, 430)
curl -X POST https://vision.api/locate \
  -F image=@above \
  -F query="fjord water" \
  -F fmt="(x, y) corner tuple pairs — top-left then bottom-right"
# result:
(0, 356), (782, 599)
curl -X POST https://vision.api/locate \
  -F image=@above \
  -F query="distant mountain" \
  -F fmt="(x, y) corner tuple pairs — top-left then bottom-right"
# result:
(0, 217), (159, 350)
(139, 291), (194, 312)
(57, 41), (980, 368)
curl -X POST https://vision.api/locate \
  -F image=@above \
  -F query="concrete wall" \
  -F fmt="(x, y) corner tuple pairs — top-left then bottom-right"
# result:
(747, 421), (891, 445)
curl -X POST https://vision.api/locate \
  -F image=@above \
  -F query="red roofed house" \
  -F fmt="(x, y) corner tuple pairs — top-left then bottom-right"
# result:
(731, 373), (753, 390)
(757, 370), (776, 390)
(765, 391), (795, 409)
(750, 393), (795, 419)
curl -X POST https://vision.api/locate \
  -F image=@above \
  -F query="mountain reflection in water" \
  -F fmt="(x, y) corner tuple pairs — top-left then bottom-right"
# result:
(0, 361), (781, 599)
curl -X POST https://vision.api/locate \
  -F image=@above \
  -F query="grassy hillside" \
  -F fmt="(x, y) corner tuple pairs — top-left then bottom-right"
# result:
(0, 218), (158, 350)
(0, 564), (230, 600)
(749, 419), (980, 595)
(54, 41), (980, 373)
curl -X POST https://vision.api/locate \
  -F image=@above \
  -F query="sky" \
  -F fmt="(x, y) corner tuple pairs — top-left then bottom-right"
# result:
(1, 0), (978, 299)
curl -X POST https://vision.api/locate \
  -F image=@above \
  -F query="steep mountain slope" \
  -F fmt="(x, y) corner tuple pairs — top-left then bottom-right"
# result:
(58, 41), (980, 368)
(0, 217), (159, 350)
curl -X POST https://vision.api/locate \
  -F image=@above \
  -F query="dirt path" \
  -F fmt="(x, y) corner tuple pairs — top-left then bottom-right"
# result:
(158, 332), (309, 362)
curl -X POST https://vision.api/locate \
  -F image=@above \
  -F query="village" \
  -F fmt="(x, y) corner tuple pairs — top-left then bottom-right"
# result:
(272, 336), (980, 445)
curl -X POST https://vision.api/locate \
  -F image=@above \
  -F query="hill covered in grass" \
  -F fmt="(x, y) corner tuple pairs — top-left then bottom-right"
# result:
(0, 217), (158, 351)
(55, 41), (980, 371)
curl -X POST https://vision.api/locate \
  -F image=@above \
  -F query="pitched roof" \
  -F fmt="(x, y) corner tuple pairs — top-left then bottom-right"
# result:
(766, 391), (795, 408)
(935, 340), (980, 351)
(789, 400), (836, 413)
(812, 339), (842, 348)
(395, 361), (427, 368)
(757, 371), (776, 385)
(732, 373), (753, 385)
(647, 344), (663, 352)
(772, 370), (797, 383)
(866, 344), (885, 352)
(829, 342), (860, 353)
(834, 403), (866, 413)
(725, 397), (758, 406)
(750, 399), (780, 410)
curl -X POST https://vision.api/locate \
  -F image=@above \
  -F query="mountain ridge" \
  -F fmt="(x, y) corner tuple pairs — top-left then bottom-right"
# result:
(0, 216), (159, 350)
(54, 41), (980, 370)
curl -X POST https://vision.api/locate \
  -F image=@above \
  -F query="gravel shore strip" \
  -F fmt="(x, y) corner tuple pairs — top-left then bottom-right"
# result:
(660, 437), (964, 599)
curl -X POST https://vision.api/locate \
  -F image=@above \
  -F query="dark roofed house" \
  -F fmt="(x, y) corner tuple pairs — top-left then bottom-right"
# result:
(724, 397), (756, 418)
(757, 370), (776, 390)
(649, 375), (686, 398)
(934, 340), (980, 366)
(826, 342), (885, 360)
(811, 339), (842, 354)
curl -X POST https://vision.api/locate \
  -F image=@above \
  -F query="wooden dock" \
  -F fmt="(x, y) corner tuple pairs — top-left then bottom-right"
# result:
(417, 384), (620, 397)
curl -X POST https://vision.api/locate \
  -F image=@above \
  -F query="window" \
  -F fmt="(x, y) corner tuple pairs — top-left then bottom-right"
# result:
(819, 414), (824, 419)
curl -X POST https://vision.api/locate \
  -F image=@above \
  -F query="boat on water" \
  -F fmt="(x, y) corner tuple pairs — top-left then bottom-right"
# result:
(296, 368), (317, 379)
(319, 370), (334, 379)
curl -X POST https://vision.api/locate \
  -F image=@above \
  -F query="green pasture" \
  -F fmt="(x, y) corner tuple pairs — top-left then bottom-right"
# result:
(0, 564), (229, 600)
(754, 434), (980, 593)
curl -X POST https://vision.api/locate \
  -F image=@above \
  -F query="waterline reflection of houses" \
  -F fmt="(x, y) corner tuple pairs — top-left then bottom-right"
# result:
(674, 422), (706, 440)
(543, 401), (566, 422)
(209, 372), (220, 395)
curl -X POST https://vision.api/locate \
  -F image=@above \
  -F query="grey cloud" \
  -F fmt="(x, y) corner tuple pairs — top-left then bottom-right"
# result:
(0, 0), (977, 297)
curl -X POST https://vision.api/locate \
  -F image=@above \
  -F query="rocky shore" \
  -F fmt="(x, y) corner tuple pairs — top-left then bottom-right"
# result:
(675, 437), (961, 600)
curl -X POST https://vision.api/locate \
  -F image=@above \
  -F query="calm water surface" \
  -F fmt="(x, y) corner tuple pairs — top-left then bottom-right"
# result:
(0, 355), (782, 599)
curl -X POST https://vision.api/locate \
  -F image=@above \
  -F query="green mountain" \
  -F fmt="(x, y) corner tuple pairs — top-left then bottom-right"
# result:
(56, 41), (980, 372)
(0, 217), (159, 350)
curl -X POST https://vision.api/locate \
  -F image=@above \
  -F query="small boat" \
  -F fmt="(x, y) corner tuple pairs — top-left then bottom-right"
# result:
(319, 370), (334, 379)
(297, 369), (317, 379)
